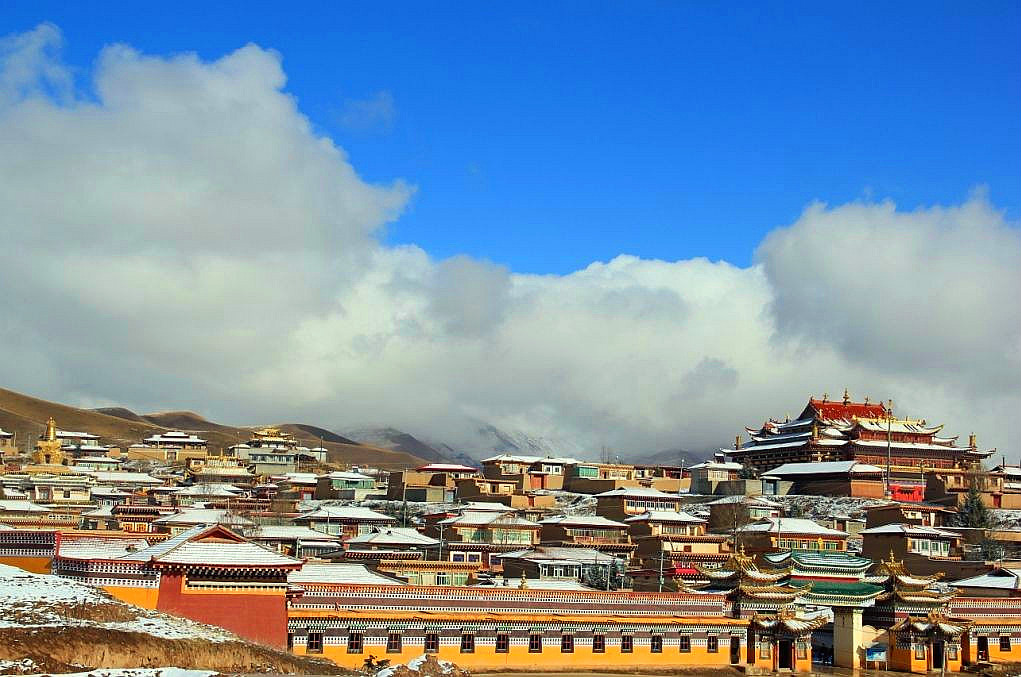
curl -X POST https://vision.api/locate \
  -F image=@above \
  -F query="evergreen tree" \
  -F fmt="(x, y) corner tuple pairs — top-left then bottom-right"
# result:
(957, 482), (995, 529)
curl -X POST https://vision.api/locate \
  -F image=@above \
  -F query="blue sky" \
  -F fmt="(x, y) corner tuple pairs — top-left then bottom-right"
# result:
(4, 1), (1019, 274)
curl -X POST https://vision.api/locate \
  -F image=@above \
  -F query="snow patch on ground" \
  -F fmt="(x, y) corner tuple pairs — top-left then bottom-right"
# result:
(0, 658), (39, 675)
(0, 563), (233, 642)
(4, 670), (214, 677)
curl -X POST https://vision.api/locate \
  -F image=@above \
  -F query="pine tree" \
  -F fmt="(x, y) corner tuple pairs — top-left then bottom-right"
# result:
(957, 482), (994, 529)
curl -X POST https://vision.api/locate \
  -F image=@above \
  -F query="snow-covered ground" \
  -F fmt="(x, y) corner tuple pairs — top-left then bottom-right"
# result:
(0, 563), (233, 641)
(2, 669), (214, 677)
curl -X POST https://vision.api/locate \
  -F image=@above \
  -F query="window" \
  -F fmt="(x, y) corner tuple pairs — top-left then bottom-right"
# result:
(679, 635), (691, 653)
(621, 635), (633, 653)
(63, 490), (71, 499)
(436, 572), (449, 585)
(425, 633), (439, 654)
(561, 635), (574, 653)
(306, 632), (323, 654)
(707, 635), (718, 653)
(760, 641), (771, 659)
(461, 634), (475, 654)
(496, 633), (509, 653)
(452, 553), (465, 562)
(347, 632), (363, 654)
(529, 634), (543, 653)
(947, 644), (958, 660)
(915, 644), (926, 660)
(387, 633), (402, 653)
(797, 642), (808, 659)
(592, 634), (605, 653)
(1001, 636), (1012, 652)
(651, 635), (663, 653)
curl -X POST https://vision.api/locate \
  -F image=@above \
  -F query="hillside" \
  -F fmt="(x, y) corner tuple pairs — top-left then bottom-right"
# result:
(0, 386), (427, 469)
(0, 563), (347, 674)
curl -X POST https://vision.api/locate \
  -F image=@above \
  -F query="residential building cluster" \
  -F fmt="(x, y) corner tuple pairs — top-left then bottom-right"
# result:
(1, 391), (1020, 673)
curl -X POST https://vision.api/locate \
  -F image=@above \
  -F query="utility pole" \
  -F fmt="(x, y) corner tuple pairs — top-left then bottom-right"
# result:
(885, 399), (894, 499)
(658, 545), (665, 592)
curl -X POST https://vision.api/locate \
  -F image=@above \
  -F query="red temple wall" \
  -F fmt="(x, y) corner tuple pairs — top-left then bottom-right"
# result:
(156, 572), (289, 647)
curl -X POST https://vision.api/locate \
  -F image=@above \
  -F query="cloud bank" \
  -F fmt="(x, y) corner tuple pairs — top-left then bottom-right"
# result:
(1, 24), (1018, 458)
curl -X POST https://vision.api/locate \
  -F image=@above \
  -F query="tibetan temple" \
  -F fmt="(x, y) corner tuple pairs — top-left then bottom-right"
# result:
(725, 390), (993, 500)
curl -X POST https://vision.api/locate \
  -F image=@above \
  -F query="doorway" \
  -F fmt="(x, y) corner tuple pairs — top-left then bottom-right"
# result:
(978, 636), (989, 662)
(779, 640), (793, 670)
(730, 636), (741, 664)
(933, 640), (944, 670)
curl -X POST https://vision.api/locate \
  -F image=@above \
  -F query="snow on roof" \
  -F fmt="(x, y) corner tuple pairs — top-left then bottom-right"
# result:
(539, 514), (628, 527)
(481, 454), (543, 464)
(173, 483), (243, 496)
(73, 456), (122, 464)
(594, 487), (682, 499)
(476, 577), (598, 591)
(459, 501), (514, 512)
(768, 461), (884, 476)
(952, 569), (1021, 590)
(738, 517), (848, 536)
(80, 471), (162, 484)
(346, 527), (439, 546)
(624, 510), (705, 523)
(57, 535), (150, 559)
(416, 463), (478, 472)
(688, 461), (743, 471)
(439, 511), (540, 528)
(153, 509), (255, 526)
(326, 471), (374, 481)
(499, 546), (619, 564)
(0, 499), (49, 513)
(859, 523), (961, 537)
(289, 563), (406, 585)
(250, 525), (339, 541)
(295, 505), (397, 522)
(155, 541), (300, 567)
(706, 495), (782, 507)
(143, 432), (207, 444)
(281, 473), (319, 484)
(56, 430), (100, 439)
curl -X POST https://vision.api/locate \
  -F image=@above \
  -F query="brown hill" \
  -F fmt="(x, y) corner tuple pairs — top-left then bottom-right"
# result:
(0, 386), (426, 469)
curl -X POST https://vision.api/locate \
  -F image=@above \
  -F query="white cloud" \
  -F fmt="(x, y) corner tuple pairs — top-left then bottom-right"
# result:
(1, 25), (1018, 459)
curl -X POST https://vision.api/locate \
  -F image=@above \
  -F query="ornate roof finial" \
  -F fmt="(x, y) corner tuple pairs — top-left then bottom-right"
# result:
(45, 417), (57, 442)
(735, 435), (742, 450)
(822, 392), (828, 402)
(864, 395), (870, 404)
(518, 571), (528, 589)
(843, 388), (850, 405)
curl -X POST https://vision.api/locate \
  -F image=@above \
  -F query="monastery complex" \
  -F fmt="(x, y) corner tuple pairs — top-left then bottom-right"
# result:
(2, 392), (1021, 674)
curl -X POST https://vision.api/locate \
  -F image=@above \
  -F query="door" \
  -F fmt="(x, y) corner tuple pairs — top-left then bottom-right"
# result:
(978, 636), (989, 662)
(933, 640), (945, 670)
(779, 640), (793, 670)
(730, 636), (741, 664)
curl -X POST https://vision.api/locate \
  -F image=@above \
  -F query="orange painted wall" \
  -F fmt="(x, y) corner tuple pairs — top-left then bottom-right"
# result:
(0, 555), (52, 573)
(102, 584), (159, 609)
(298, 641), (740, 671)
(157, 573), (289, 648)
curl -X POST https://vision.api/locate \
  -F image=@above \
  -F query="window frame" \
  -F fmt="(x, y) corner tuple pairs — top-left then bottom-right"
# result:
(460, 633), (475, 654)
(529, 634), (543, 653)
(306, 632), (324, 654)
(1001, 636), (1012, 652)
(621, 635), (633, 653)
(707, 635), (718, 653)
(495, 633), (510, 653)
(679, 635), (691, 653)
(387, 633), (402, 654)
(425, 633), (440, 654)
(561, 634), (574, 653)
(592, 634), (605, 653)
(347, 632), (363, 654)
(651, 635), (663, 653)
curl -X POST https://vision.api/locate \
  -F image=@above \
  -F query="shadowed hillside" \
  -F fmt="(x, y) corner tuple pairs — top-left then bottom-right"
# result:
(0, 386), (427, 469)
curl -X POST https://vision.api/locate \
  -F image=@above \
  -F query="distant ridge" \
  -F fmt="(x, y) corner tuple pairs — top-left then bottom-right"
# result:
(0, 386), (428, 468)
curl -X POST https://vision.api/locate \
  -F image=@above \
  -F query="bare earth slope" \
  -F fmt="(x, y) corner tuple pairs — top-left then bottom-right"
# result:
(0, 563), (348, 674)
(0, 386), (427, 468)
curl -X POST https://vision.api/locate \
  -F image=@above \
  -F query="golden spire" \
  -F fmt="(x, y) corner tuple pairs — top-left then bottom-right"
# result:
(735, 435), (742, 450)
(45, 417), (57, 442)
(842, 388), (850, 405)
(864, 395), (870, 404)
